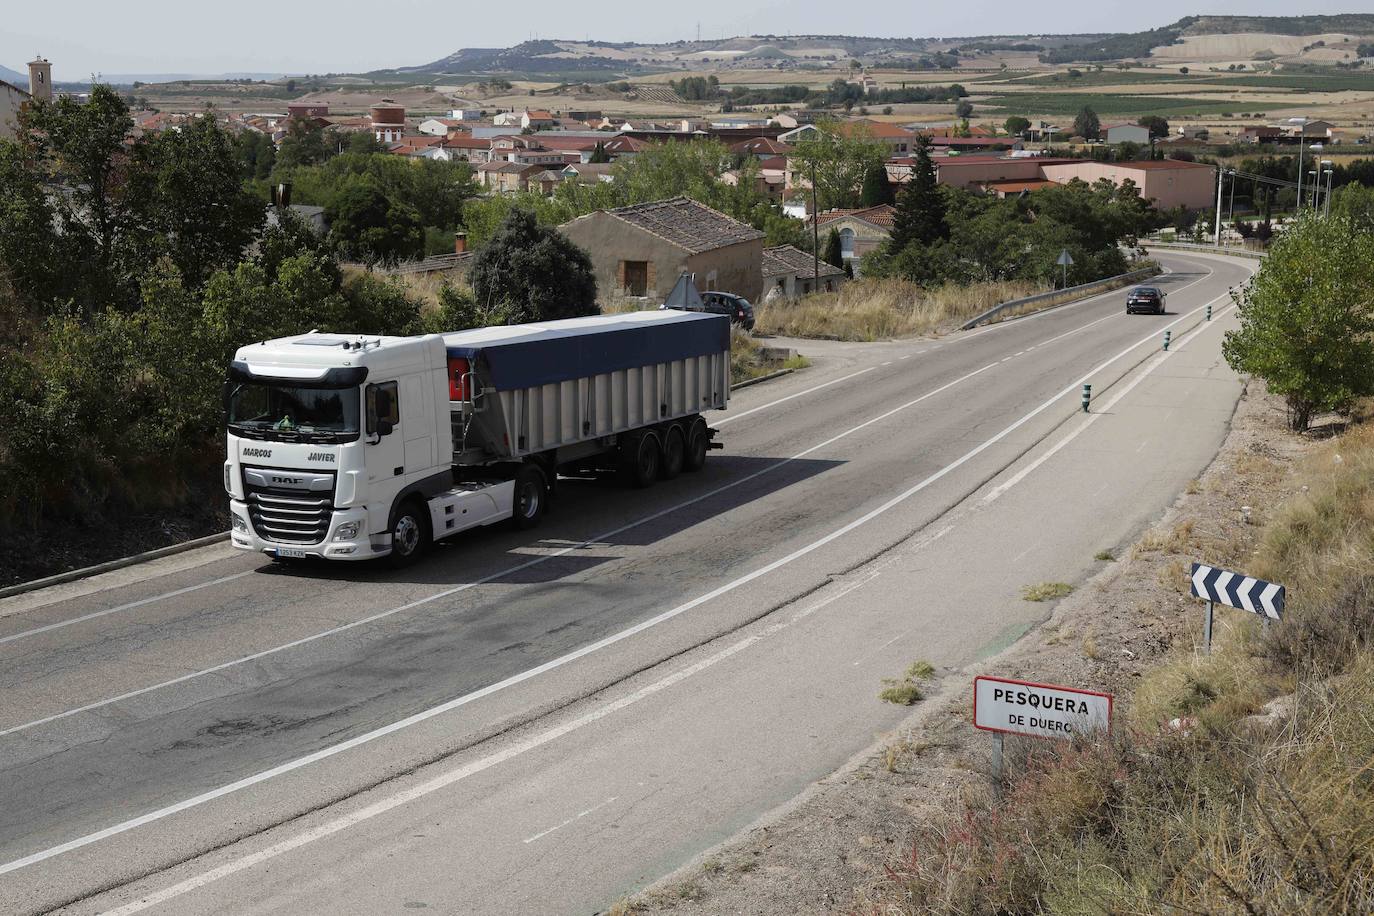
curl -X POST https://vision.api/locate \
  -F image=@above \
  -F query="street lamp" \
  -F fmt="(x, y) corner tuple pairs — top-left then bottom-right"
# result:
(1291, 116), (1309, 211)
(1322, 160), (1334, 217)
(1308, 169), (1318, 211)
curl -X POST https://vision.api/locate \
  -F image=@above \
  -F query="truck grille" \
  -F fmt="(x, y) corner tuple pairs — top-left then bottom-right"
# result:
(242, 468), (336, 545)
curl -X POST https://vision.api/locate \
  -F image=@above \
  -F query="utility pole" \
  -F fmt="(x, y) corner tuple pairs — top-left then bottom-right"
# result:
(1227, 168), (1236, 224)
(1295, 116), (1307, 213)
(1214, 164), (1225, 247)
(1324, 163), (1334, 217)
(810, 159), (819, 289)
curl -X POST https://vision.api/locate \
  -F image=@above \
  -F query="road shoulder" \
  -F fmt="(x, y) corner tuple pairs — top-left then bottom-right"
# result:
(620, 380), (1307, 915)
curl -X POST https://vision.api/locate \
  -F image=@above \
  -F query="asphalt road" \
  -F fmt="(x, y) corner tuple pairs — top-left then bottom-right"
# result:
(0, 250), (1255, 916)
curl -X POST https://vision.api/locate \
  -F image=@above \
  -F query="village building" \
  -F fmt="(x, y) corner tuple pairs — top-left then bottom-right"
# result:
(1104, 123), (1150, 145)
(560, 197), (765, 302)
(762, 245), (847, 299)
(812, 205), (896, 273)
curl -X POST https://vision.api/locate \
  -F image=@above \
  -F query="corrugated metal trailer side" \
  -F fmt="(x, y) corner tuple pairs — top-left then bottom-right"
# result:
(470, 351), (728, 459)
(443, 311), (731, 464)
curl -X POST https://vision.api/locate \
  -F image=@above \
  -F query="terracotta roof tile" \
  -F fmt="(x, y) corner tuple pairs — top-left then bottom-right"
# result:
(814, 204), (897, 229)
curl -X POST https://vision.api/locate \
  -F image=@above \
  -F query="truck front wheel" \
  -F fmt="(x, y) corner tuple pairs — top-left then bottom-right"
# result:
(387, 498), (430, 568)
(512, 464), (548, 530)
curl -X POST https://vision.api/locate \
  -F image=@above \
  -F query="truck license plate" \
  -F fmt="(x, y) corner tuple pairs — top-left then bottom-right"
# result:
(275, 547), (308, 559)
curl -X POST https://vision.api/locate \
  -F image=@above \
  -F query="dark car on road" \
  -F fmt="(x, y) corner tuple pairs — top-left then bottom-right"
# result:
(1126, 286), (1166, 315)
(698, 292), (756, 330)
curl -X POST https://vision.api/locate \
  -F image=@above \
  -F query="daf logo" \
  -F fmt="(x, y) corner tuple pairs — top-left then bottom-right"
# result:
(272, 475), (302, 485)
(243, 447), (272, 458)
(307, 452), (336, 463)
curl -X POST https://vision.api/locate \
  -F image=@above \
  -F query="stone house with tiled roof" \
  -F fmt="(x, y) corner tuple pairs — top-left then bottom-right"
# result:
(560, 196), (765, 302)
(762, 245), (846, 300)
(813, 204), (896, 272)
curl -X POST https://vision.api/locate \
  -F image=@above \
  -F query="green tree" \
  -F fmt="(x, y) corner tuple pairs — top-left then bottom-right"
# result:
(1223, 215), (1374, 430)
(1003, 116), (1031, 137)
(890, 136), (947, 251)
(1328, 183), (1374, 235)
(788, 120), (887, 210)
(20, 85), (136, 309)
(822, 227), (844, 269)
(123, 115), (264, 288)
(345, 131), (387, 155)
(860, 161), (895, 206)
(325, 175), (424, 263)
(1073, 106), (1101, 140)
(589, 141), (611, 163)
(276, 118), (331, 169)
(1137, 115), (1170, 139)
(468, 209), (597, 322)
(955, 99), (974, 119)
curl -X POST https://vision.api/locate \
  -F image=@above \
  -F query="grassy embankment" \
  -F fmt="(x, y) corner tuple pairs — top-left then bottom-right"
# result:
(866, 414), (1374, 914)
(753, 273), (1150, 342)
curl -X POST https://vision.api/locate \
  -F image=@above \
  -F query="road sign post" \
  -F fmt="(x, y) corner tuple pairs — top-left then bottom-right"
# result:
(974, 676), (1113, 784)
(1189, 562), (1286, 653)
(1056, 249), (1074, 289)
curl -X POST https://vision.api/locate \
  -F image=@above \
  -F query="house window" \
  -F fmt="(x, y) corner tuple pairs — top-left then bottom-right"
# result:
(839, 228), (855, 258)
(620, 260), (649, 297)
(705, 269), (718, 289)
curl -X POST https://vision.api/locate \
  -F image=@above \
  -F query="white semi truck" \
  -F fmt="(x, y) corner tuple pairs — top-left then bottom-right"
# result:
(223, 310), (731, 565)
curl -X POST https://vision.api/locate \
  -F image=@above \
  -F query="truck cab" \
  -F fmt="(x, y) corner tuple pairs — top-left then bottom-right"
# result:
(225, 333), (482, 562)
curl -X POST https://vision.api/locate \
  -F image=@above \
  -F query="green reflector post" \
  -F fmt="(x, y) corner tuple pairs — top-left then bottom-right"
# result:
(1206, 304), (1212, 321)
(1163, 329), (1172, 351)
(1081, 383), (1091, 412)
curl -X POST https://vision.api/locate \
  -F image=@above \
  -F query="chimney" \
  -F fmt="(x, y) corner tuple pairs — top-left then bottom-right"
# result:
(454, 231), (468, 254)
(28, 56), (53, 103)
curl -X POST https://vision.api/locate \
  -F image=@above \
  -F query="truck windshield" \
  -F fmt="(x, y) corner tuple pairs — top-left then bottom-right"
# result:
(226, 382), (360, 442)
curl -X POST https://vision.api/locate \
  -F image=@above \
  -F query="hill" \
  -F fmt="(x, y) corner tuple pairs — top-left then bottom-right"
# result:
(0, 63), (26, 86)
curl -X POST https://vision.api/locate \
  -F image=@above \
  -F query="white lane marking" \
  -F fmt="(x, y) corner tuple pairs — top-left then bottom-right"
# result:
(0, 290), (1235, 879)
(93, 524), (944, 915)
(522, 796), (619, 845)
(0, 574), (254, 647)
(881, 361), (892, 366)
(1135, 438), (1151, 453)
(714, 367), (875, 427)
(899, 355), (913, 360)
(980, 297), (1238, 508)
(0, 361), (1001, 741)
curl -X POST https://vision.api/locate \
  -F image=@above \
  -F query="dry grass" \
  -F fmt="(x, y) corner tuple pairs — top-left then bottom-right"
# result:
(878, 659), (936, 706)
(1021, 581), (1074, 602)
(752, 278), (1044, 342)
(860, 402), (1374, 916)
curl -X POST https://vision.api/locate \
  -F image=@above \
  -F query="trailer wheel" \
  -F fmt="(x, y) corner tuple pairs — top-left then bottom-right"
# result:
(386, 498), (430, 568)
(683, 418), (710, 472)
(512, 464), (548, 530)
(660, 425), (685, 480)
(622, 431), (661, 488)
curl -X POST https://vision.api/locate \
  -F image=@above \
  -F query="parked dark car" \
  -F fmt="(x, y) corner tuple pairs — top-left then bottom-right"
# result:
(697, 292), (756, 330)
(1126, 286), (1166, 315)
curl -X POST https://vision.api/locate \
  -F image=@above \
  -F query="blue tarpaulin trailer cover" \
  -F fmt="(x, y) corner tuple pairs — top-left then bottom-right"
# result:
(443, 310), (730, 392)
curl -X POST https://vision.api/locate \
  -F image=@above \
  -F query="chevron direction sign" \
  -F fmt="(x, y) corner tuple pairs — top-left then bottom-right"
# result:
(1190, 563), (1286, 621)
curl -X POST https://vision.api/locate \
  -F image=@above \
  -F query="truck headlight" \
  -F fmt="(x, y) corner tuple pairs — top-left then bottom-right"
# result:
(333, 521), (362, 541)
(232, 515), (248, 533)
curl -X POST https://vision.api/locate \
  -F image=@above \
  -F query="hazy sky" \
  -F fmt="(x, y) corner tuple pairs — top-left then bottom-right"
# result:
(2, 0), (1362, 77)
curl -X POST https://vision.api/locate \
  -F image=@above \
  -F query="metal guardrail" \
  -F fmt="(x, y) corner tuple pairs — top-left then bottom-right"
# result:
(960, 267), (1160, 331)
(1144, 242), (1266, 261)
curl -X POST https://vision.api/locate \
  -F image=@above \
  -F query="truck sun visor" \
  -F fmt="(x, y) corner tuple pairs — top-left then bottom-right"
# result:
(228, 361), (369, 389)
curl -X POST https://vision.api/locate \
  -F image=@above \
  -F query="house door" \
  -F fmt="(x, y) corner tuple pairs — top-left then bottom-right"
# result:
(621, 260), (649, 296)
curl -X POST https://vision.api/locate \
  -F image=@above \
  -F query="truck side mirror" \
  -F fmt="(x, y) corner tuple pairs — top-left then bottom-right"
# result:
(377, 418), (394, 437)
